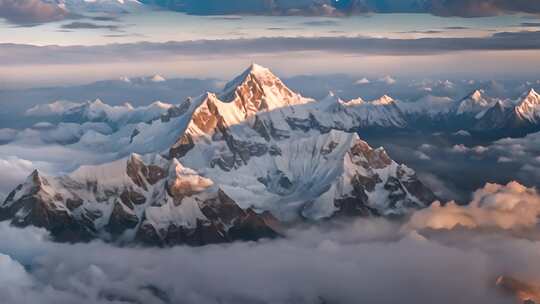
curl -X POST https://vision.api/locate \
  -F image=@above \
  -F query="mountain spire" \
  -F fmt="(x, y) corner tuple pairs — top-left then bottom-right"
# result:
(515, 88), (540, 123)
(218, 63), (308, 111)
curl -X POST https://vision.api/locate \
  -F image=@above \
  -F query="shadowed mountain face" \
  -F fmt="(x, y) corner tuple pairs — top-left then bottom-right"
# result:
(0, 64), (437, 245)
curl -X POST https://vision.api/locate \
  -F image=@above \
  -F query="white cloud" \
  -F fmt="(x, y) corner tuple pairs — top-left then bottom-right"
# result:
(0, 128), (18, 143)
(449, 144), (488, 155)
(355, 77), (370, 85)
(487, 131), (540, 181)
(0, 156), (37, 194)
(408, 181), (540, 231)
(415, 151), (431, 160)
(0, 254), (33, 286)
(25, 100), (80, 117)
(472, 146), (488, 154)
(0, 217), (525, 304)
(0, 177), (540, 303)
(453, 130), (471, 137)
(498, 156), (513, 163)
(416, 172), (458, 201)
(0, 141), (118, 194)
(451, 144), (469, 153)
(419, 143), (434, 151)
(379, 75), (397, 85)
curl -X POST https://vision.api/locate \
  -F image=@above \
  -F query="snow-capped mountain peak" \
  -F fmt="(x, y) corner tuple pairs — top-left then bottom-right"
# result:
(150, 74), (166, 82)
(515, 88), (540, 123)
(470, 89), (484, 100)
(519, 88), (540, 106)
(319, 91), (344, 107)
(372, 94), (395, 105)
(346, 97), (365, 106)
(456, 89), (496, 115)
(219, 63), (310, 110)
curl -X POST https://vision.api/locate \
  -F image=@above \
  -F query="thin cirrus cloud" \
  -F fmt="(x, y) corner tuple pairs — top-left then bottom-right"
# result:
(60, 21), (122, 31)
(1, 30), (540, 65)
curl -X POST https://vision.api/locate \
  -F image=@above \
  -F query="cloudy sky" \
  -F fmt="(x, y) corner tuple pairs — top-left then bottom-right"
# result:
(0, 0), (540, 87)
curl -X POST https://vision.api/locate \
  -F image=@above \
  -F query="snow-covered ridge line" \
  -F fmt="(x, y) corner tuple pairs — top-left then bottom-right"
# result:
(25, 99), (174, 127)
(21, 62), (540, 140)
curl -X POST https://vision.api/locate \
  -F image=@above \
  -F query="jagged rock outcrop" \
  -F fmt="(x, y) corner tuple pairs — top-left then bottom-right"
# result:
(0, 155), (279, 245)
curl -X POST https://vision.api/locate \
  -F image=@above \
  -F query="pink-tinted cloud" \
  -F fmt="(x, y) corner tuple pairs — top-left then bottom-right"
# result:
(0, 0), (67, 25)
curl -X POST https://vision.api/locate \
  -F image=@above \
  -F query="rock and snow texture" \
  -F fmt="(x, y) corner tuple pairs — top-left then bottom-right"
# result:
(456, 90), (497, 116)
(0, 154), (278, 245)
(1, 64), (436, 245)
(312, 94), (407, 129)
(474, 89), (540, 131)
(514, 89), (540, 124)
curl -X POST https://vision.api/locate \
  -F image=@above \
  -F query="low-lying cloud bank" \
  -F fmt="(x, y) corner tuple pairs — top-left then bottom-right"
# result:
(425, 131), (540, 189)
(409, 181), (540, 230)
(0, 181), (539, 303)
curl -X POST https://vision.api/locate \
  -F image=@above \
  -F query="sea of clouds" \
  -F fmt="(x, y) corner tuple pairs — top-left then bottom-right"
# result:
(0, 181), (538, 304)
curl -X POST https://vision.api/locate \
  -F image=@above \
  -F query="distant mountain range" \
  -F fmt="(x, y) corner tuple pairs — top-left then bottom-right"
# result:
(23, 80), (540, 138)
(399, 88), (540, 137)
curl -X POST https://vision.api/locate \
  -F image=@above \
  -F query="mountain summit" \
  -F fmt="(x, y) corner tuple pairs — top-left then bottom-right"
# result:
(220, 63), (308, 110)
(456, 89), (495, 115)
(515, 88), (540, 123)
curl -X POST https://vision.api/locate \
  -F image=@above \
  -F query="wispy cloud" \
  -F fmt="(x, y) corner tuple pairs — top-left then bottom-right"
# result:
(2, 31), (540, 66)
(60, 21), (121, 31)
(520, 22), (540, 27)
(301, 19), (341, 26)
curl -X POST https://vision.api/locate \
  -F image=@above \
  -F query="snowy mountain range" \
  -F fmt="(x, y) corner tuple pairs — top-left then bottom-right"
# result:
(326, 87), (540, 136)
(23, 80), (540, 141)
(26, 99), (173, 129)
(0, 64), (437, 245)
